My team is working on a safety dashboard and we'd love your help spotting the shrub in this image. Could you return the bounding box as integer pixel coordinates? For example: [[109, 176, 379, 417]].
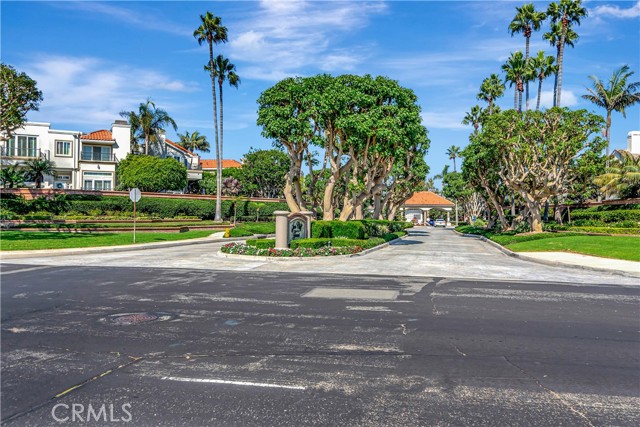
[[227, 222, 276, 237], [311, 220, 333, 238], [117, 154, 187, 192], [245, 238, 276, 248], [570, 209, 640, 223], [327, 220, 365, 239], [382, 231, 406, 242], [291, 238, 374, 249]]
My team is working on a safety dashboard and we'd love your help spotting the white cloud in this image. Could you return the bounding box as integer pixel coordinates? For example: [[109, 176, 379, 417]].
[[49, 1, 192, 37], [538, 90, 579, 108], [421, 111, 468, 130], [228, 0, 386, 80], [22, 55, 198, 128], [590, 1, 640, 19]]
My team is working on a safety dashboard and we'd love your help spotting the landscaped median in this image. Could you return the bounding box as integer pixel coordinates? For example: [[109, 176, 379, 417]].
[[456, 225, 640, 262], [222, 220, 410, 257]]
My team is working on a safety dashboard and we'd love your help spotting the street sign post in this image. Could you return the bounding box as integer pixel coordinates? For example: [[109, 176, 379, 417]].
[[129, 188, 142, 243]]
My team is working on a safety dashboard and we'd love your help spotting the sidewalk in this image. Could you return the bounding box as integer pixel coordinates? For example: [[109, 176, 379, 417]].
[[516, 251, 640, 276]]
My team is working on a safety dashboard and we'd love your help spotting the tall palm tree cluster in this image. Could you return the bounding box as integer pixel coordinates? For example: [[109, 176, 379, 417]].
[[194, 11, 240, 222]]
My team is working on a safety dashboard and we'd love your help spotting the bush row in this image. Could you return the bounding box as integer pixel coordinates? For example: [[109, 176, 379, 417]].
[[245, 238, 276, 249], [0, 194, 288, 221], [227, 222, 276, 237], [311, 219, 409, 240], [570, 209, 640, 223], [221, 242, 363, 257], [544, 224, 640, 235]]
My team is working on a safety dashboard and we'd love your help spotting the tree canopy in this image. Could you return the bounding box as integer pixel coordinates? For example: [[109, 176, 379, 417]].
[[117, 154, 187, 192], [257, 74, 429, 220], [0, 63, 43, 141]]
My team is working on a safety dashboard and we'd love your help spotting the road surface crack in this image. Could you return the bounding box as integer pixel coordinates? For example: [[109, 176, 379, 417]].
[[503, 356, 595, 427], [451, 343, 467, 357]]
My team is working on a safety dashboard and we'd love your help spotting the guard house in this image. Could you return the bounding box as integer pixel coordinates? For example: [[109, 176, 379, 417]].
[[402, 191, 455, 226]]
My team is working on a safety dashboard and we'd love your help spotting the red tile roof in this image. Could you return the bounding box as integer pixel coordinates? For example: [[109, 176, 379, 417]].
[[404, 191, 454, 207], [165, 138, 195, 156], [200, 159, 243, 169], [81, 130, 114, 141]]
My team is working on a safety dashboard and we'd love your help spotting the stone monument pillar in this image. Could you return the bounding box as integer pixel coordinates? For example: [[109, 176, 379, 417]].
[[274, 211, 289, 249]]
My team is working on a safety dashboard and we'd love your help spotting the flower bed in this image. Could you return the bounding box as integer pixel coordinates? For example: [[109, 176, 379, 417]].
[[221, 242, 363, 257]]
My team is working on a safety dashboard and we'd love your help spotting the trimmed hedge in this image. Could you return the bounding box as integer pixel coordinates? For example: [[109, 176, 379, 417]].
[[0, 194, 288, 221], [570, 209, 640, 223], [544, 224, 640, 235], [310, 219, 409, 239], [227, 222, 276, 237], [245, 238, 276, 248]]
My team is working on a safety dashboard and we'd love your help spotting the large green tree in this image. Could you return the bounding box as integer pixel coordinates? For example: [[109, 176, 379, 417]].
[[477, 74, 505, 115], [546, 0, 587, 107], [482, 108, 604, 232], [116, 154, 187, 192], [581, 65, 640, 160], [594, 151, 640, 199], [194, 11, 228, 221], [240, 148, 290, 199], [0, 64, 43, 143], [178, 130, 210, 153], [509, 3, 546, 111], [119, 99, 177, 155]]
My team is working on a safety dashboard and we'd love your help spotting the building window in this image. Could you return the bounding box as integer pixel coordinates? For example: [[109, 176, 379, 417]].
[[6, 136, 38, 157], [83, 171, 113, 191], [56, 140, 72, 156], [81, 145, 112, 161]]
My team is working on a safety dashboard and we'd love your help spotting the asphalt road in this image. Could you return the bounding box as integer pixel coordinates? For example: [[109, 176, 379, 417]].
[[1, 265, 638, 426]]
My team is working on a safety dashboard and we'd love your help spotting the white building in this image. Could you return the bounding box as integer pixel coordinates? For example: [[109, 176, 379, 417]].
[[627, 131, 640, 155], [1, 120, 130, 190]]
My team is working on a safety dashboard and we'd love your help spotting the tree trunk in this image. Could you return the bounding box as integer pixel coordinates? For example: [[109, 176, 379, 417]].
[[208, 42, 222, 222], [373, 192, 382, 219], [322, 176, 336, 220], [525, 34, 530, 111], [529, 207, 543, 233], [283, 173, 301, 213], [553, 45, 560, 107], [355, 204, 364, 220], [219, 80, 224, 182], [514, 86, 518, 110], [489, 98, 493, 115], [536, 76, 543, 111], [605, 110, 612, 167], [556, 21, 566, 107]]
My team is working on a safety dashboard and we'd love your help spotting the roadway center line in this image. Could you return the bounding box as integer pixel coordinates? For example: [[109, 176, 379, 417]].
[[160, 376, 306, 390], [0, 266, 51, 275]]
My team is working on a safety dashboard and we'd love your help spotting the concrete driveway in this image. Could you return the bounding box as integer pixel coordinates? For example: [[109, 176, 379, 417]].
[[2, 227, 636, 286]]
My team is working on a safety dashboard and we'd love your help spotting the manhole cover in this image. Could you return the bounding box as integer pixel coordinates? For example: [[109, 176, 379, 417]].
[[102, 312, 174, 326]]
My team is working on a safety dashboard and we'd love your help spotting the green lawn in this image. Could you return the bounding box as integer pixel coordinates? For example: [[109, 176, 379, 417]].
[[0, 230, 216, 251], [506, 235, 640, 262], [14, 220, 222, 229]]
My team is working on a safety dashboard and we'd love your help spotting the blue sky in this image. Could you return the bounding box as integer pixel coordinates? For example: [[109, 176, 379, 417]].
[[2, 0, 639, 185]]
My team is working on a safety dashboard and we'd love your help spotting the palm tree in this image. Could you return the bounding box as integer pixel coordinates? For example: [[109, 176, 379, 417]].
[[582, 65, 640, 160], [543, 21, 578, 108], [594, 151, 640, 199], [120, 99, 177, 155], [425, 177, 437, 192], [212, 54, 240, 169], [0, 164, 25, 188], [462, 105, 485, 134], [502, 51, 528, 111], [120, 110, 141, 153], [528, 51, 557, 110], [477, 74, 505, 115], [509, 3, 546, 111], [446, 146, 462, 172], [194, 11, 228, 222], [434, 164, 450, 183], [178, 130, 210, 153], [23, 158, 55, 188], [546, 0, 587, 107]]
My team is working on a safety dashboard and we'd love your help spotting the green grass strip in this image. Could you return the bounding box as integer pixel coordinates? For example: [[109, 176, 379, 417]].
[[0, 230, 215, 251], [506, 235, 640, 262]]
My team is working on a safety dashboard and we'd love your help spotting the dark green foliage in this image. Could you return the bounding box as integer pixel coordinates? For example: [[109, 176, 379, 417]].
[[328, 221, 365, 239], [570, 209, 640, 223], [291, 237, 385, 249], [245, 238, 276, 248], [117, 154, 187, 192], [0, 194, 70, 215], [382, 231, 406, 242], [311, 221, 333, 238]]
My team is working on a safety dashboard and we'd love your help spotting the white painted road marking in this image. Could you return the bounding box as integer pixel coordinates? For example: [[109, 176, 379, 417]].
[[160, 376, 306, 390], [303, 287, 399, 300], [0, 266, 51, 275]]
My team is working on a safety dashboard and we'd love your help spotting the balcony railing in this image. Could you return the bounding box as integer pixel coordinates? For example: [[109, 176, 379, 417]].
[[1, 146, 43, 158], [81, 153, 118, 162]]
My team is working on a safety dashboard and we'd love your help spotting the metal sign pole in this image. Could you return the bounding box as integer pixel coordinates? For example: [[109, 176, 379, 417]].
[[133, 200, 137, 243]]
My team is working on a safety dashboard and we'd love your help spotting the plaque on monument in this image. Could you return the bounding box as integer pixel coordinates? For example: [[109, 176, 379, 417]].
[[288, 217, 307, 243]]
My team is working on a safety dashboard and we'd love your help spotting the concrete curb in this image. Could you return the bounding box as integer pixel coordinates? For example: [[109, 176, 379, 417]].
[[217, 234, 410, 262], [454, 230, 640, 278], [0, 235, 247, 260]]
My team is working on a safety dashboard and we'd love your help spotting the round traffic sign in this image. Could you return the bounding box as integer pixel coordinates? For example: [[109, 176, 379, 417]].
[[129, 188, 141, 203]]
